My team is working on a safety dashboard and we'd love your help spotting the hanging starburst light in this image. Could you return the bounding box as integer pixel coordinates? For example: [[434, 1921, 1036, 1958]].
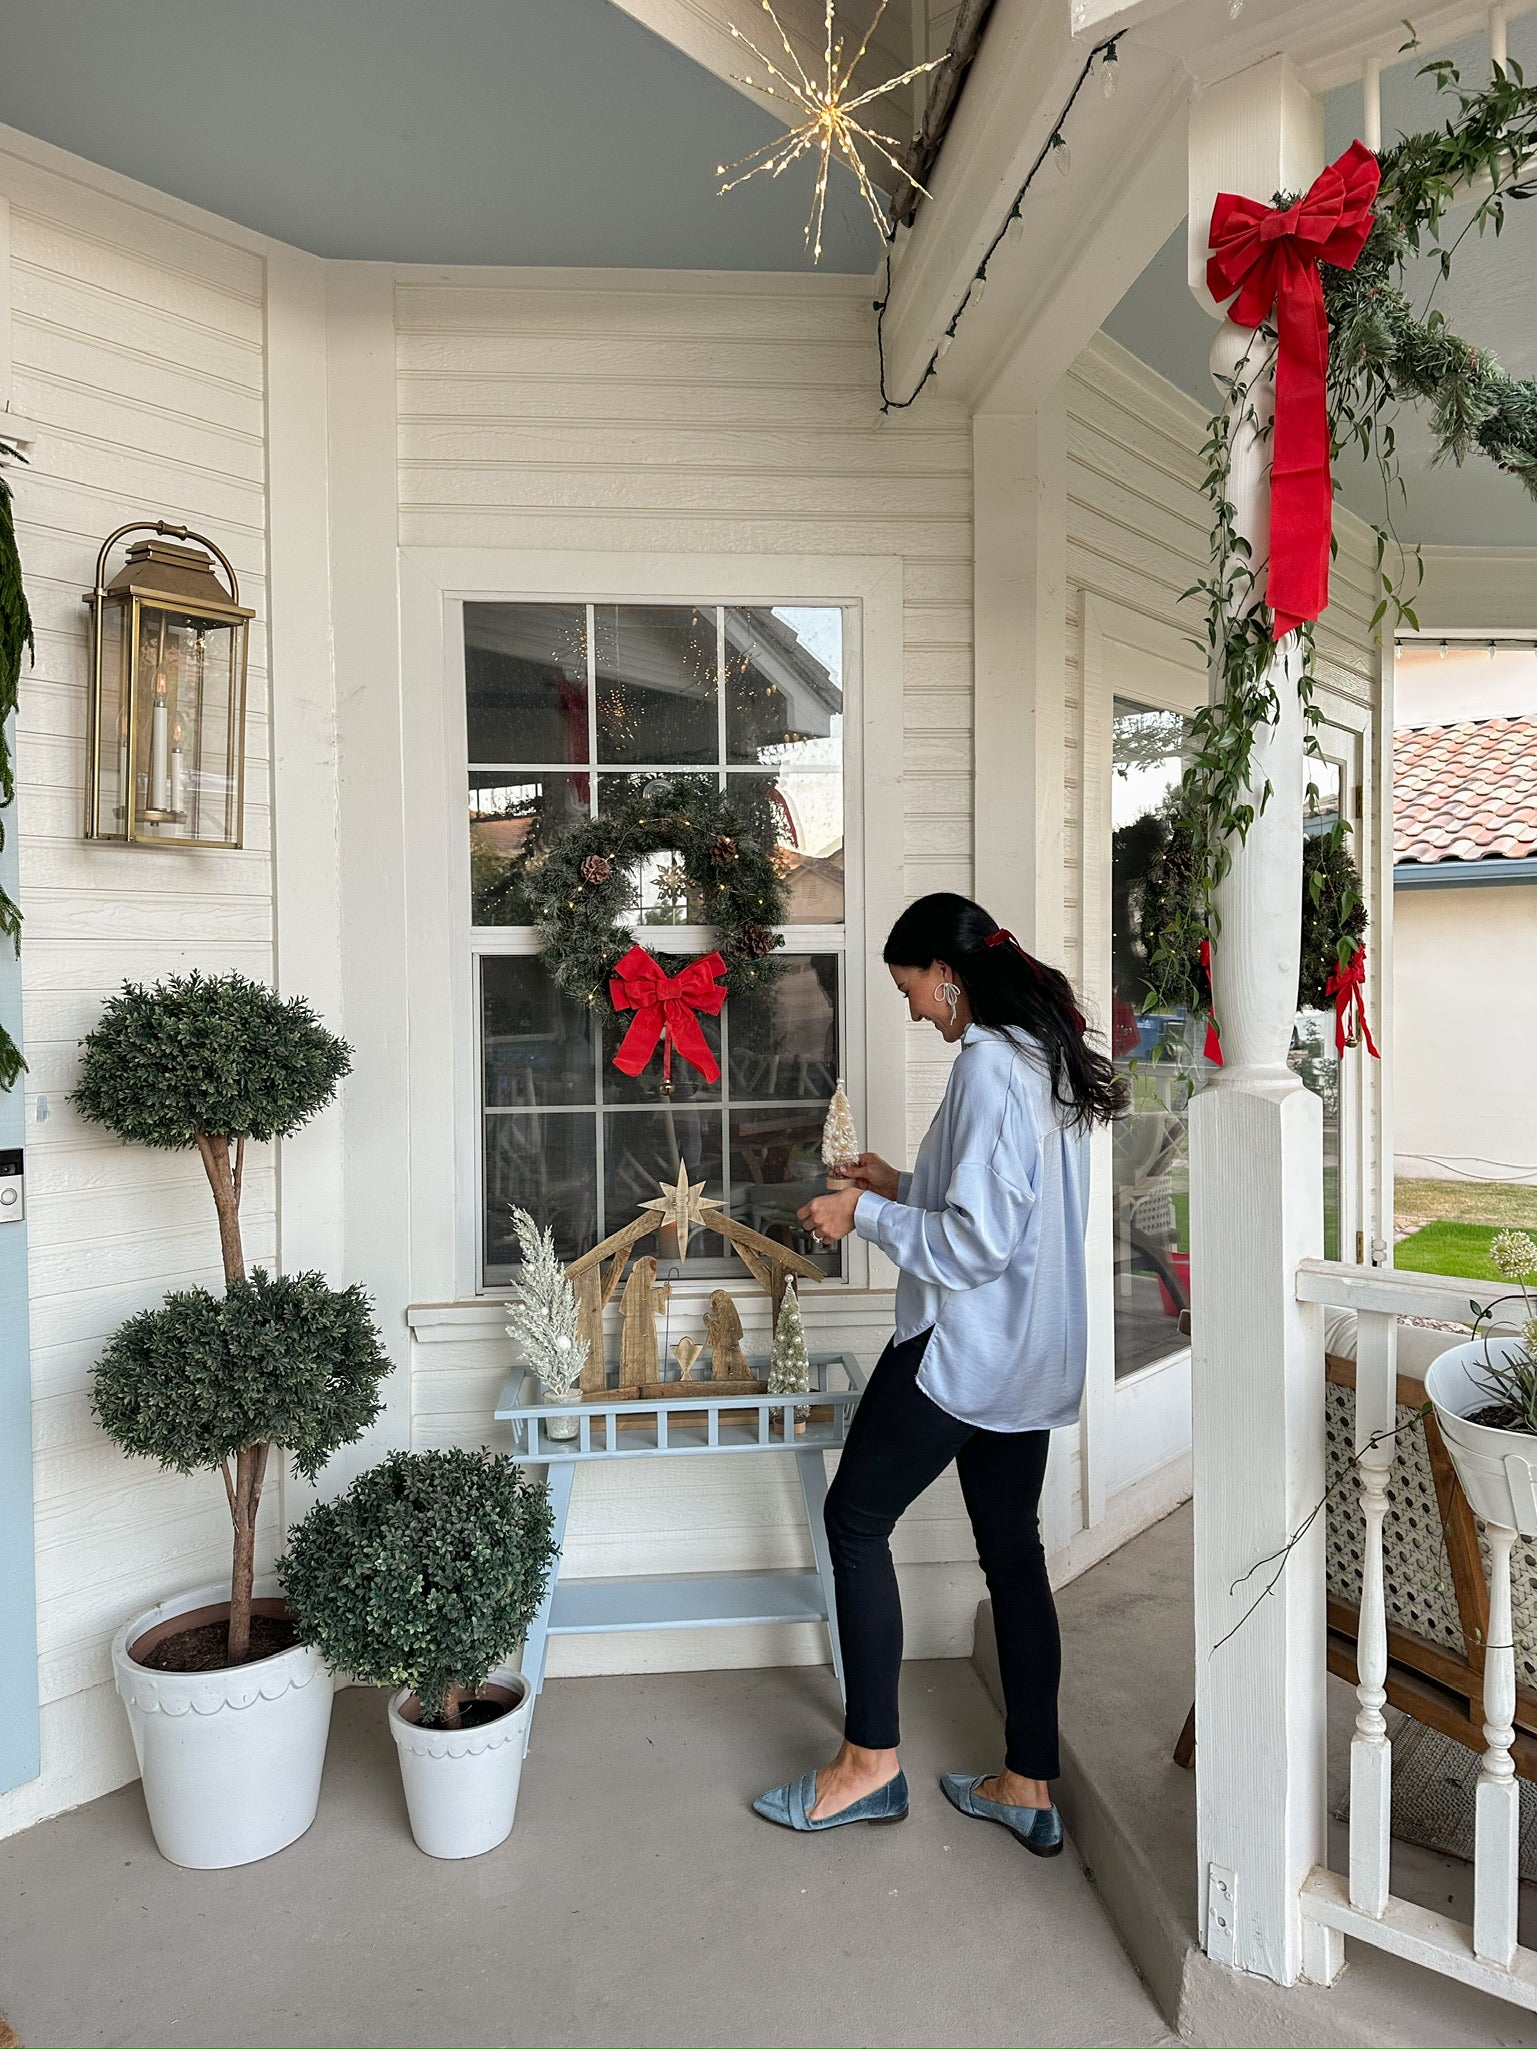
[[716, 0, 945, 262]]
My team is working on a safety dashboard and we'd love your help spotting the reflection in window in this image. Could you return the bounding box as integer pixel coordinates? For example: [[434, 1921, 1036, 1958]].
[[467, 601, 847, 1288], [1108, 700, 1345, 1377]]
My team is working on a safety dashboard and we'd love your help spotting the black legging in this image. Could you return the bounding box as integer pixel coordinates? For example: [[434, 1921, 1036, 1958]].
[[823, 1329, 1061, 1780]]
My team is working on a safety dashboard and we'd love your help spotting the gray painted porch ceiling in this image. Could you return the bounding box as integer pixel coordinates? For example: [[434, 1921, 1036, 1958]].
[[0, 0, 878, 270]]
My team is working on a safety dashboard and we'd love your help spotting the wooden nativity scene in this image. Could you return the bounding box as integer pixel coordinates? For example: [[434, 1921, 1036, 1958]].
[[506, 1082, 864, 1433]]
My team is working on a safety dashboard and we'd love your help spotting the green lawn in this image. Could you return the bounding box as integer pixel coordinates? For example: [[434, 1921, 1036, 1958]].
[[1394, 1220, 1524, 1282]]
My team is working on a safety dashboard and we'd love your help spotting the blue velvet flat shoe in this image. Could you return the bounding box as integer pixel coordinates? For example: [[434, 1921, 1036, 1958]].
[[752, 1769, 909, 1832], [940, 1773, 1064, 1856]]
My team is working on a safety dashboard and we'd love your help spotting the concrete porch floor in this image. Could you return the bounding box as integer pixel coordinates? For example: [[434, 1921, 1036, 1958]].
[[999, 1504, 1537, 2048], [0, 1658, 1175, 2049]]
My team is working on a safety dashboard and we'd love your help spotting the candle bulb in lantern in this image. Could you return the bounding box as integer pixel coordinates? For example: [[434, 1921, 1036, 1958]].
[[148, 671, 171, 815], [169, 715, 185, 819]]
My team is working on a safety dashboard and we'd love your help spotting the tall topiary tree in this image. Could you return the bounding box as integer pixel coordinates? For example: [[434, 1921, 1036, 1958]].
[[75, 972, 365, 1661]]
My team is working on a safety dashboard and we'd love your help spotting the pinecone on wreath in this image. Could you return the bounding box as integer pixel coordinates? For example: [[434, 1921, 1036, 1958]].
[[660, 810, 691, 842], [710, 833, 737, 864], [740, 923, 777, 960], [580, 853, 612, 886]]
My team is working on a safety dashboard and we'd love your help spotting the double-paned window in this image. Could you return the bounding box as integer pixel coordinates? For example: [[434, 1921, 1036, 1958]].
[[466, 602, 848, 1287]]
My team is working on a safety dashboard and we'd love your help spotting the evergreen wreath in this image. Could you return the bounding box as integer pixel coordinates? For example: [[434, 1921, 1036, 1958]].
[[0, 470, 33, 1090], [1149, 39, 1537, 1017], [514, 775, 788, 1011], [1136, 809, 1367, 1017]]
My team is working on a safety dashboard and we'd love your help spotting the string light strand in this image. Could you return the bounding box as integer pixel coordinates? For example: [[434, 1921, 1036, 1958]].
[[874, 34, 1121, 412]]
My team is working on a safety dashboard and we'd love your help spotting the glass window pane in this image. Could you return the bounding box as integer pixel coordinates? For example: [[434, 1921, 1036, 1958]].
[[464, 603, 590, 767], [725, 606, 842, 765], [1110, 698, 1211, 1379], [484, 1112, 597, 1278], [602, 996, 721, 1107], [604, 1109, 726, 1262], [482, 955, 595, 1109], [727, 771, 843, 924], [1291, 1015, 1340, 1261], [594, 605, 718, 765], [471, 773, 589, 926], [728, 954, 839, 1100], [596, 775, 716, 925], [729, 1108, 839, 1277]]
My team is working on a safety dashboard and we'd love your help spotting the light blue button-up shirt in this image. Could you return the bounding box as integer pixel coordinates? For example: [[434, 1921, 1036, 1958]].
[[854, 1023, 1091, 1433]]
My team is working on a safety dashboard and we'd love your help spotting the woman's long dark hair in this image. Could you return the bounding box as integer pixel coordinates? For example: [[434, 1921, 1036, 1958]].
[[884, 893, 1127, 1133]]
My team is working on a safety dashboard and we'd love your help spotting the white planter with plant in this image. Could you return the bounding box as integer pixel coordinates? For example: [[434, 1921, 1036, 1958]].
[[506, 1206, 584, 1437], [1426, 1230, 1537, 1536], [280, 1447, 558, 1859], [78, 974, 392, 1868]]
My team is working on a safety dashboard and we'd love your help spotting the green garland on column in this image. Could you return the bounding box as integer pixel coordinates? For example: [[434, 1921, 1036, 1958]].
[[0, 471, 34, 1090], [1145, 44, 1537, 1020]]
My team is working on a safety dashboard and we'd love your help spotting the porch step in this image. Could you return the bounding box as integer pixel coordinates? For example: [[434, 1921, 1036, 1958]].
[[972, 1504, 1537, 2048]]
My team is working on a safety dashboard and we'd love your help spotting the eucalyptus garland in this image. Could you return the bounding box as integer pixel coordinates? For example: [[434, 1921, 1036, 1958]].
[[514, 775, 788, 1012], [0, 471, 33, 1091], [1149, 45, 1537, 1018]]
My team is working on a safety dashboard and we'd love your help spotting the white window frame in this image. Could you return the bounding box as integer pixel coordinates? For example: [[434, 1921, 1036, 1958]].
[[397, 548, 907, 1308]]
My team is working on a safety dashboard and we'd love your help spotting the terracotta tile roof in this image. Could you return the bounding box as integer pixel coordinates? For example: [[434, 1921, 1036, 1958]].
[[1395, 716, 1537, 864]]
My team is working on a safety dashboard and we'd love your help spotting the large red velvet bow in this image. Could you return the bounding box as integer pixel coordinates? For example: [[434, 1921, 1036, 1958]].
[[1324, 944, 1380, 1059], [609, 945, 727, 1085], [1207, 140, 1381, 640]]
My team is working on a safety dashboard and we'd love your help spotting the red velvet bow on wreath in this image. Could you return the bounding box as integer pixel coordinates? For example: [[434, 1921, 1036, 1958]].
[[609, 944, 728, 1087], [1206, 140, 1381, 640], [1325, 943, 1380, 1059]]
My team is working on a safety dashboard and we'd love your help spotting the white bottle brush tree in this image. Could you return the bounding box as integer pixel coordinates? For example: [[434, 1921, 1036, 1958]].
[[506, 1208, 583, 1401], [769, 1279, 811, 1426], [822, 1078, 859, 1187]]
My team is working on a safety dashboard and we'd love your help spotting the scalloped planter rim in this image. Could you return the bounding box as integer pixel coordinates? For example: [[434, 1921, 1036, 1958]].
[[1427, 1338, 1537, 1536], [111, 1576, 335, 1869], [388, 1668, 532, 1859]]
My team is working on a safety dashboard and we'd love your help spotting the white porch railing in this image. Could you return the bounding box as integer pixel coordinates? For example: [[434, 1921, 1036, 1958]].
[[1295, 1258, 1537, 2010]]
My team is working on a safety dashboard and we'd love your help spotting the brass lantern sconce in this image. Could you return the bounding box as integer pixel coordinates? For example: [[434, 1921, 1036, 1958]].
[[83, 521, 253, 848]]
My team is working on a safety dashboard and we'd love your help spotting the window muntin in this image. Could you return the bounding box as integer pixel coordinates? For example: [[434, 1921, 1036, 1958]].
[[467, 602, 847, 1289]]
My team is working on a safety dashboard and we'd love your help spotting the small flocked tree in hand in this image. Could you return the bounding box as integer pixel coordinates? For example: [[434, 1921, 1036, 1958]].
[[768, 1279, 811, 1430], [822, 1078, 859, 1189], [505, 1208, 583, 1401], [76, 972, 372, 1663]]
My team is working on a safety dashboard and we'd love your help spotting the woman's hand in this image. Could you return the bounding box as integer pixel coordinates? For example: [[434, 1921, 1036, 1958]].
[[844, 1152, 900, 1201], [798, 1187, 861, 1246]]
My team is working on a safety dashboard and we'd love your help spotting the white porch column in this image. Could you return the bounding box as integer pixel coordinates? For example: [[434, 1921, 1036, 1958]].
[[1186, 60, 1342, 1988]]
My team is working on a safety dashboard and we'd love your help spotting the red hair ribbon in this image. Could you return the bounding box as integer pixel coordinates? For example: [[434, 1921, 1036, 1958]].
[[986, 929, 1087, 1034], [609, 945, 727, 1085], [1198, 940, 1224, 1066], [1206, 140, 1381, 639], [1324, 944, 1380, 1059]]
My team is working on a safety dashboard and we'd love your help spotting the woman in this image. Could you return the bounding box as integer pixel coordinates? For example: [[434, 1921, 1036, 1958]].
[[753, 893, 1126, 1850]]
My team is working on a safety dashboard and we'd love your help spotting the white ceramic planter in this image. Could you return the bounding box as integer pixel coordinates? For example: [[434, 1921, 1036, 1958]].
[[111, 1577, 335, 1869], [388, 1667, 532, 1859], [1427, 1337, 1537, 1535]]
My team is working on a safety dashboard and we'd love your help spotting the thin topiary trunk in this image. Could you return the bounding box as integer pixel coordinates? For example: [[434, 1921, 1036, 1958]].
[[197, 1130, 267, 1662]]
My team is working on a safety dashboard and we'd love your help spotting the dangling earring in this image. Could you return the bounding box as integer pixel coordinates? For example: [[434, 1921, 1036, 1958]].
[[935, 979, 960, 1027]]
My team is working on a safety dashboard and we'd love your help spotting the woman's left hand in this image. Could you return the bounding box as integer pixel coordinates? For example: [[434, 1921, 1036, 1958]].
[[798, 1187, 861, 1246]]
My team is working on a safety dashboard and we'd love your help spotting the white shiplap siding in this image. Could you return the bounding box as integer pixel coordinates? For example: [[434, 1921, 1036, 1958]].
[[0, 144, 278, 1834], [395, 270, 979, 1670]]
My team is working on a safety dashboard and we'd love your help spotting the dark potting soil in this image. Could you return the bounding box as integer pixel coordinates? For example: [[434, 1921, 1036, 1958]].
[[431, 1697, 513, 1732], [1466, 1402, 1524, 1432], [139, 1615, 301, 1673]]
